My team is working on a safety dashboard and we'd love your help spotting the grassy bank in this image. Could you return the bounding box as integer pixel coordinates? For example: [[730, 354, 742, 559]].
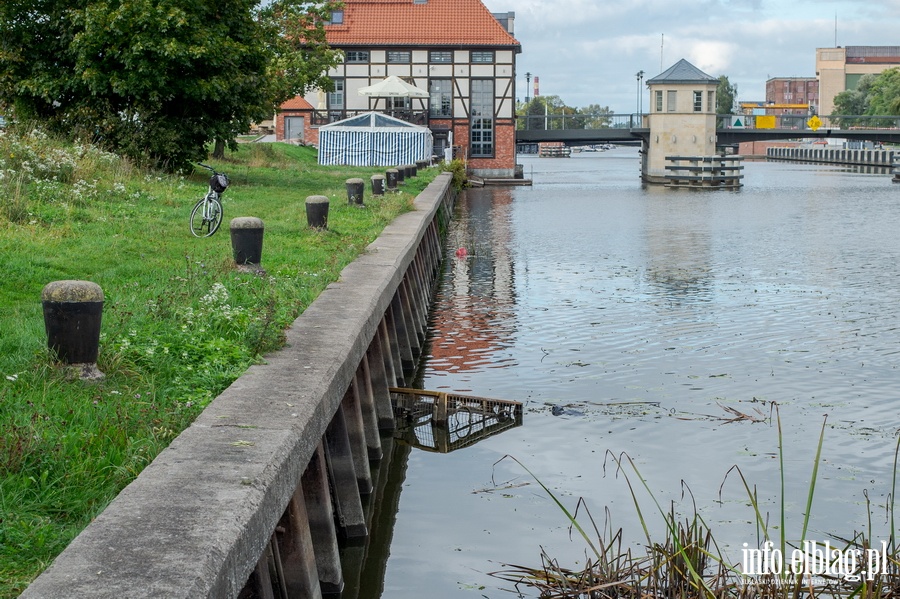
[[0, 127, 437, 596]]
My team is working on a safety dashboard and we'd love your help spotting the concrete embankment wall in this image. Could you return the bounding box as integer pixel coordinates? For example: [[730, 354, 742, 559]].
[[22, 172, 454, 598], [767, 146, 896, 167]]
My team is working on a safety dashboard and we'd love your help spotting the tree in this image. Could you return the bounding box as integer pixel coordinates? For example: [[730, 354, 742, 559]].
[[833, 73, 875, 115], [0, 0, 342, 170], [580, 104, 613, 129], [517, 96, 610, 130], [520, 97, 548, 130], [261, 0, 343, 110], [716, 75, 737, 115], [832, 73, 876, 127], [865, 68, 900, 116]]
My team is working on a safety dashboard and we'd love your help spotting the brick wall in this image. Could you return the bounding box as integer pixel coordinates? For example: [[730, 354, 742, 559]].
[[275, 110, 318, 146]]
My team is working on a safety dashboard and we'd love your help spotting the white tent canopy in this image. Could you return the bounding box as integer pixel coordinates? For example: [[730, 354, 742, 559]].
[[357, 76, 429, 98], [318, 112, 433, 167]]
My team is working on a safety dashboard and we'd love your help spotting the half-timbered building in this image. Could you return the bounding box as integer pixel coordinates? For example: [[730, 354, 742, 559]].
[[278, 0, 521, 178]]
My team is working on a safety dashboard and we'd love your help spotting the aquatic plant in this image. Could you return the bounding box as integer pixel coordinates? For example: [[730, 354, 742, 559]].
[[491, 403, 900, 598]]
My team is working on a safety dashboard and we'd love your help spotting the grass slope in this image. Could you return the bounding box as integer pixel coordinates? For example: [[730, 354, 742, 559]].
[[0, 128, 436, 596]]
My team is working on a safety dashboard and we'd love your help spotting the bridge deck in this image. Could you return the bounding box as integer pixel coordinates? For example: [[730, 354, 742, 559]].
[[516, 127, 900, 146]]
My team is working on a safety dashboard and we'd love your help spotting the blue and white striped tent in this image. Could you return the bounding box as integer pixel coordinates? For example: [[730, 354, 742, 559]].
[[318, 112, 433, 167]]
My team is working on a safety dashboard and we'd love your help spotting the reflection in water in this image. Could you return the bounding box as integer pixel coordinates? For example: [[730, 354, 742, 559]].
[[356, 150, 900, 599], [644, 225, 714, 303], [391, 388, 524, 453], [427, 188, 518, 378]]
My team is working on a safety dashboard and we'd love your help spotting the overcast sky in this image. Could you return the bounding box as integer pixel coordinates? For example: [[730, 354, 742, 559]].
[[480, 0, 900, 114]]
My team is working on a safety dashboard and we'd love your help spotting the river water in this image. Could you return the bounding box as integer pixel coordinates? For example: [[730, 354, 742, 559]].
[[351, 148, 900, 598]]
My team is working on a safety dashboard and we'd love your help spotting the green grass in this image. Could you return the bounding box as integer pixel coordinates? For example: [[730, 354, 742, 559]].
[[0, 127, 437, 597]]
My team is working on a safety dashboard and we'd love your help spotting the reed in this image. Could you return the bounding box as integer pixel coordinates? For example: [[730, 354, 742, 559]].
[[493, 403, 900, 598]]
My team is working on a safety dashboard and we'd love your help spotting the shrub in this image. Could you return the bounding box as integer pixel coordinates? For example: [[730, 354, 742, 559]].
[[440, 158, 468, 191]]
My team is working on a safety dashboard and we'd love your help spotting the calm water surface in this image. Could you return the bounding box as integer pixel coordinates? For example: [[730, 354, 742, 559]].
[[357, 149, 900, 598]]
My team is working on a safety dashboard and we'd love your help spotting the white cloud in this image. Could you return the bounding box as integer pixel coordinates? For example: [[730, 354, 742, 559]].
[[482, 0, 900, 112]]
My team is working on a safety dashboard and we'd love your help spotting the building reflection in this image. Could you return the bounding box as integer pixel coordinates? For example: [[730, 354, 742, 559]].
[[426, 187, 518, 374], [641, 194, 714, 304], [339, 186, 522, 599]]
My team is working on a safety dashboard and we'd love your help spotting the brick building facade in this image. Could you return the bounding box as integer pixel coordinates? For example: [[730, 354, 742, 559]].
[[277, 0, 521, 178], [765, 77, 819, 114]]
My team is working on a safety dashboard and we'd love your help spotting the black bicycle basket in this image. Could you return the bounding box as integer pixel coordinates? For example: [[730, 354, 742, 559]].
[[210, 172, 229, 193]]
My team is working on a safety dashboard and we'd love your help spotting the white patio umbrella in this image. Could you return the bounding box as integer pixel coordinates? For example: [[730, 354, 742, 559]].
[[357, 76, 429, 98]]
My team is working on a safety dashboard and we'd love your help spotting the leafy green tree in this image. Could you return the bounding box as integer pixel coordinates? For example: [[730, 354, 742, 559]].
[[0, 0, 342, 170], [520, 97, 548, 130], [517, 96, 610, 130], [261, 1, 343, 107], [832, 73, 876, 127], [716, 75, 737, 115], [866, 68, 900, 117], [833, 73, 875, 115], [580, 104, 613, 128]]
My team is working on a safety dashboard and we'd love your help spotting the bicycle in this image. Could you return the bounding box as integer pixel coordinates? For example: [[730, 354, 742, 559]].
[[189, 163, 229, 237]]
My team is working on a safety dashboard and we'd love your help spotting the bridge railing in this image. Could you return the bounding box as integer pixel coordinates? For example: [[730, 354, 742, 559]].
[[718, 114, 900, 130], [517, 113, 900, 132], [517, 113, 642, 131]]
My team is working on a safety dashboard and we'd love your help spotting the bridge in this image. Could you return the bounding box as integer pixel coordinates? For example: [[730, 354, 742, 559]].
[[515, 114, 900, 147]]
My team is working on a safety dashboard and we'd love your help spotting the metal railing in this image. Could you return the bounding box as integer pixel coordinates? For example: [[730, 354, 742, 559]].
[[516, 113, 642, 131], [516, 113, 900, 132], [311, 108, 430, 126], [720, 114, 900, 130]]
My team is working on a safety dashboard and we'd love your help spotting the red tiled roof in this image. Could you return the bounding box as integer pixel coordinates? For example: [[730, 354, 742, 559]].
[[326, 0, 520, 49], [280, 96, 314, 110]]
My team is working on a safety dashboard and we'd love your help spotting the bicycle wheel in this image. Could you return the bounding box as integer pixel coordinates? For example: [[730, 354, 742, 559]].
[[189, 195, 223, 237], [206, 197, 223, 236]]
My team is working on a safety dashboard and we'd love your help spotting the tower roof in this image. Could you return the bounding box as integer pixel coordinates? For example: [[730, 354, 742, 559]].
[[647, 59, 718, 85]]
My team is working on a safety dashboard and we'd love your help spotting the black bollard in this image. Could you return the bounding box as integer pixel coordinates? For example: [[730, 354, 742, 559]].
[[395, 165, 405, 184], [345, 178, 365, 206], [306, 195, 330, 228], [230, 217, 264, 269], [371, 175, 385, 196], [41, 280, 105, 380], [408, 163, 418, 177], [385, 169, 399, 191]]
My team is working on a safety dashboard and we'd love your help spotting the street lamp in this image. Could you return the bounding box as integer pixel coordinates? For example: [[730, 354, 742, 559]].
[[525, 72, 532, 104], [636, 70, 644, 115]]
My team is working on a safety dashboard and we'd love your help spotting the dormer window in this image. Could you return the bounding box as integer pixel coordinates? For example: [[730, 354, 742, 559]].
[[327, 10, 343, 24]]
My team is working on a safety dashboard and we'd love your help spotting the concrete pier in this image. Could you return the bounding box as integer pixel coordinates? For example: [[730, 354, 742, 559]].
[[21, 173, 454, 599], [767, 146, 895, 167]]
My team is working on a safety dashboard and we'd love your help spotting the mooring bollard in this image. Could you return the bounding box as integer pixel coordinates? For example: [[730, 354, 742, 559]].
[[385, 169, 399, 191], [230, 217, 264, 270], [394, 165, 405, 184], [41, 280, 105, 380], [408, 163, 418, 178], [371, 174, 385, 196], [416, 160, 427, 171], [306, 195, 330, 228], [345, 178, 365, 206]]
